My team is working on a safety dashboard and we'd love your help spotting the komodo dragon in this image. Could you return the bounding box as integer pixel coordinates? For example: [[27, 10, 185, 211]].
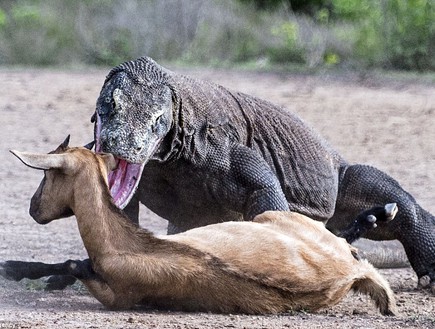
[[1, 57, 434, 292], [92, 57, 434, 291]]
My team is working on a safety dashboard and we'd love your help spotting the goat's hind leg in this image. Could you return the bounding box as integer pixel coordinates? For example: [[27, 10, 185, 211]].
[[338, 203, 398, 244]]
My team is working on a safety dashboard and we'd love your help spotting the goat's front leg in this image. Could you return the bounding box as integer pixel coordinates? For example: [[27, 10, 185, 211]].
[[64, 259, 117, 306], [0, 259, 133, 309], [66, 259, 136, 310], [0, 259, 86, 290], [80, 278, 136, 310]]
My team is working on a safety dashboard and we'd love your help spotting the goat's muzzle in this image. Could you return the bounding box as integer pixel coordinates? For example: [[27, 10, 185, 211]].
[[29, 195, 46, 224]]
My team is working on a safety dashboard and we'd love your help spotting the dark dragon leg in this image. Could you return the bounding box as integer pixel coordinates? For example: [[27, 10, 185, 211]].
[[328, 164, 435, 290]]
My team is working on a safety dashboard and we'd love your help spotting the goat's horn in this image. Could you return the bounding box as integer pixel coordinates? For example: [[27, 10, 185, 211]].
[[61, 135, 71, 148], [10, 150, 69, 170], [84, 140, 95, 150]]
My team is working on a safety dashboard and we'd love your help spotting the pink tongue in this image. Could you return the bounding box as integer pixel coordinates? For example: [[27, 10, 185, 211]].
[[108, 159, 144, 209], [109, 160, 127, 195], [95, 114, 143, 209]]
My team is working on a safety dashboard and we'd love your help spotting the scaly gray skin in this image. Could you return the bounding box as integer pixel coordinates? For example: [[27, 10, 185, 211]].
[[93, 57, 435, 291]]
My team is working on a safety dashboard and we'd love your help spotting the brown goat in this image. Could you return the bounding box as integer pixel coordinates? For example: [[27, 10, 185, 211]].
[[10, 139, 396, 315]]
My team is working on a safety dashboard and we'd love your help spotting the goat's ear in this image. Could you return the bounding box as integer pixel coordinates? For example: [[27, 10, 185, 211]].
[[100, 153, 117, 172], [10, 150, 71, 171]]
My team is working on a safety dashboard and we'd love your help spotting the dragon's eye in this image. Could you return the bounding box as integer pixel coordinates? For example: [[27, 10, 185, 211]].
[[152, 114, 164, 133], [106, 97, 116, 110], [98, 97, 115, 116]]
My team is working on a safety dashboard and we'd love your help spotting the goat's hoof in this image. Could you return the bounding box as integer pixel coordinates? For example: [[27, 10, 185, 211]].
[[45, 275, 77, 291], [384, 203, 398, 221], [0, 261, 27, 281]]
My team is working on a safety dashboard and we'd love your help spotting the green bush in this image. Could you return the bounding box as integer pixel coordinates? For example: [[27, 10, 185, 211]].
[[0, 8, 6, 29], [385, 0, 434, 70], [267, 22, 305, 64], [0, 2, 78, 65], [332, 0, 434, 70], [90, 28, 134, 66], [0, 0, 432, 71], [184, 2, 265, 64]]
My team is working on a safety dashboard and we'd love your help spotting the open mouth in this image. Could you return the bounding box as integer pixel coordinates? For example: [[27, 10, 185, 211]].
[[95, 115, 145, 209], [107, 159, 144, 209]]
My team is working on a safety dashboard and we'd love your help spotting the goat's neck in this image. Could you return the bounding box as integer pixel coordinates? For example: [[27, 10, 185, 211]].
[[71, 171, 151, 258]]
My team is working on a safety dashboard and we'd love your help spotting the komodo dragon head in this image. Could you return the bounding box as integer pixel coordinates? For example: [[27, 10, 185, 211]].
[[93, 57, 174, 209]]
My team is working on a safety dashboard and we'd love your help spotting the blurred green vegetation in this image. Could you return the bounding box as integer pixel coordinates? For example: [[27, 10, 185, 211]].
[[0, 0, 433, 71]]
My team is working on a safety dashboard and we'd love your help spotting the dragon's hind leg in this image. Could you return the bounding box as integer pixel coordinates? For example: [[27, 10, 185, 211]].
[[327, 164, 435, 291]]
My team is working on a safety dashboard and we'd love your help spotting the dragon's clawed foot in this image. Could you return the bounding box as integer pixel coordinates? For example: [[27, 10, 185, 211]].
[[418, 274, 435, 294], [360, 203, 398, 229]]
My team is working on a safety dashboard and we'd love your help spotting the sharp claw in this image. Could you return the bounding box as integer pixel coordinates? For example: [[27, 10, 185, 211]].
[[367, 215, 377, 223], [418, 275, 431, 289], [384, 203, 398, 221]]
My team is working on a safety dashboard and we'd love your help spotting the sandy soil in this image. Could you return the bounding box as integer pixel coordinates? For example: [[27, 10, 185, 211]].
[[0, 66, 434, 328]]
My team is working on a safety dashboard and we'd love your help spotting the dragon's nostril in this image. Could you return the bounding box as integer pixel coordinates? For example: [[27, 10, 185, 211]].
[[132, 136, 145, 154], [106, 134, 117, 148], [135, 145, 143, 154], [101, 137, 114, 152]]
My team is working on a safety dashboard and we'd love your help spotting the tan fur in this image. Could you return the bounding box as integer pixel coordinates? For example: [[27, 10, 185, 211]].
[[16, 146, 396, 315]]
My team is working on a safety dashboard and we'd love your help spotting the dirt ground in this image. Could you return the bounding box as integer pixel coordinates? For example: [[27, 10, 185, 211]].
[[0, 66, 434, 328]]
